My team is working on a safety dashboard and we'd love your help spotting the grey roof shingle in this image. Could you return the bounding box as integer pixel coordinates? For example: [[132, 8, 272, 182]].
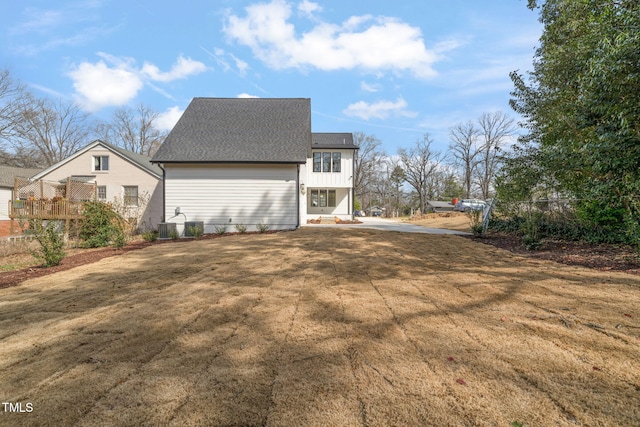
[[0, 165, 41, 188], [152, 98, 311, 164], [311, 133, 357, 149]]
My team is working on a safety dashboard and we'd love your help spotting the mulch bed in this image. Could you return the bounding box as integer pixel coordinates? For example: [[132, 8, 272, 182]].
[[0, 240, 159, 289], [469, 232, 640, 275], [0, 230, 287, 289], [3, 229, 640, 290]]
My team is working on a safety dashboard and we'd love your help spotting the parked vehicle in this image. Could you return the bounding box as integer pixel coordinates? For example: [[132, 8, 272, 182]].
[[453, 199, 487, 212], [369, 207, 383, 217]]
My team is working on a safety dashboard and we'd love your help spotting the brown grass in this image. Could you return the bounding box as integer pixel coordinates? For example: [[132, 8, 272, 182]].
[[406, 211, 472, 232], [1, 228, 638, 426]]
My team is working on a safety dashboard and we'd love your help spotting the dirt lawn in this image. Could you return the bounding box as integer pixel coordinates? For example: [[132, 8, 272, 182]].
[[406, 211, 472, 232], [1, 228, 639, 426]]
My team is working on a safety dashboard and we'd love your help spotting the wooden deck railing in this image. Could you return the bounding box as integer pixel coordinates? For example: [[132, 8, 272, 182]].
[[9, 200, 86, 220]]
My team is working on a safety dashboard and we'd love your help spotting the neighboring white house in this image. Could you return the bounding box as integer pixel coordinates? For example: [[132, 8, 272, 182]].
[[151, 98, 357, 234], [30, 140, 163, 230], [0, 165, 41, 221]]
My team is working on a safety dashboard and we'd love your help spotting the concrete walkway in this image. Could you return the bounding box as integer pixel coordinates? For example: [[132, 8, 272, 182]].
[[302, 216, 470, 235]]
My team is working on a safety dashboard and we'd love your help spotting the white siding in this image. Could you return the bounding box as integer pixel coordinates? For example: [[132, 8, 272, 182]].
[[0, 187, 12, 220], [307, 188, 350, 217], [305, 149, 354, 188], [164, 164, 299, 233]]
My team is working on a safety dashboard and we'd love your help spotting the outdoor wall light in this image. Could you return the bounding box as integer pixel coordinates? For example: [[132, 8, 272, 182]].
[[300, 183, 306, 194]]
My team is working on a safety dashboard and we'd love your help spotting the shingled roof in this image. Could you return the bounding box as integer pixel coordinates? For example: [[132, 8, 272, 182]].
[[312, 133, 358, 149], [152, 98, 311, 164], [0, 165, 41, 188], [31, 140, 162, 181]]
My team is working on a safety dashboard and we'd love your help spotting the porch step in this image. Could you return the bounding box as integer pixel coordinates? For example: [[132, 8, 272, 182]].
[[319, 216, 338, 224]]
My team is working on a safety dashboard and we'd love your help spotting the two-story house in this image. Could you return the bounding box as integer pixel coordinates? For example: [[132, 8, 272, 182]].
[[303, 133, 357, 220], [29, 140, 163, 230], [151, 97, 357, 234]]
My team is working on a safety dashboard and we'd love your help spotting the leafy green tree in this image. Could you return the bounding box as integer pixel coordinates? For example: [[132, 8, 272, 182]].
[[505, 0, 640, 244], [30, 219, 66, 267], [79, 201, 126, 248]]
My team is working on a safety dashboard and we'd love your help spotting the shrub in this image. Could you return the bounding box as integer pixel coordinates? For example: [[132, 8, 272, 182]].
[[142, 230, 159, 242], [169, 229, 180, 240], [256, 223, 270, 233], [187, 225, 204, 238], [234, 223, 247, 234], [466, 209, 483, 236], [214, 224, 227, 235], [30, 219, 66, 267], [79, 201, 126, 248]]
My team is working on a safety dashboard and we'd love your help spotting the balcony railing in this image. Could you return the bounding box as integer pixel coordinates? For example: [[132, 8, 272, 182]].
[[9, 200, 86, 220]]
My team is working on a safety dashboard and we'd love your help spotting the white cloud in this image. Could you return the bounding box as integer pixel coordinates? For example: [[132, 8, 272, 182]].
[[224, 0, 449, 78], [69, 60, 143, 111], [343, 97, 417, 121], [360, 81, 382, 93], [156, 106, 184, 132], [229, 54, 249, 75], [237, 93, 260, 98], [141, 55, 207, 82], [68, 53, 207, 111], [298, 0, 321, 17]]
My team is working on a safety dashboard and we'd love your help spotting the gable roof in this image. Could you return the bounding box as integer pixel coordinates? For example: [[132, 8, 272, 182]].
[[312, 133, 358, 149], [151, 98, 311, 164], [0, 165, 42, 188], [31, 140, 162, 181]]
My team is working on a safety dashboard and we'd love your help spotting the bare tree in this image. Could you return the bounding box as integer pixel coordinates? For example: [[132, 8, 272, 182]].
[[476, 111, 515, 199], [102, 104, 165, 156], [449, 120, 480, 198], [353, 132, 384, 209], [12, 95, 91, 167], [0, 68, 26, 156], [398, 134, 442, 214]]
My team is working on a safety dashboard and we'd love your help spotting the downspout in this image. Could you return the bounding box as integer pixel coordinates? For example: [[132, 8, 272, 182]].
[[296, 164, 300, 228], [156, 163, 166, 223]]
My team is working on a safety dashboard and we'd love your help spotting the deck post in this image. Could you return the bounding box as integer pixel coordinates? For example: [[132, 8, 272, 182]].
[[65, 177, 71, 237]]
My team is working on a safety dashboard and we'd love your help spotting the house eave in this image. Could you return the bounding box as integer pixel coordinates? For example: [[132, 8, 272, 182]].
[[151, 160, 306, 165]]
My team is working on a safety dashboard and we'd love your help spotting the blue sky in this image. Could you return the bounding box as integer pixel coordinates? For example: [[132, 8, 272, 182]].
[[1, 0, 542, 154]]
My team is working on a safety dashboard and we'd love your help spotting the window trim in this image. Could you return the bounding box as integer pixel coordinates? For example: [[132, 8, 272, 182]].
[[313, 152, 322, 172], [93, 155, 109, 172], [97, 186, 107, 201], [312, 151, 342, 173], [310, 189, 337, 208], [332, 152, 341, 173], [123, 185, 138, 207]]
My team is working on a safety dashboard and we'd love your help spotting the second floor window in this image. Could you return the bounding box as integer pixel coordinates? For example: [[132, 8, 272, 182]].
[[313, 152, 341, 172], [93, 155, 109, 171]]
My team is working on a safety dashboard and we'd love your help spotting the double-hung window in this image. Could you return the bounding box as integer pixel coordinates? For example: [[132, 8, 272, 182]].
[[123, 186, 138, 207], [97, 186, 107, 201], [93, 155, 109, 171]]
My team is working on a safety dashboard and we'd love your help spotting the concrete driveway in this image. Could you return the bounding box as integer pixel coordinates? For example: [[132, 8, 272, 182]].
[[303, 216, 470, 235]]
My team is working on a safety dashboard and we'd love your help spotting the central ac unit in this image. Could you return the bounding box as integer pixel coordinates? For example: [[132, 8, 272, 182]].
[[184, 221, 204, 237], [158, 222, 177, 239]]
